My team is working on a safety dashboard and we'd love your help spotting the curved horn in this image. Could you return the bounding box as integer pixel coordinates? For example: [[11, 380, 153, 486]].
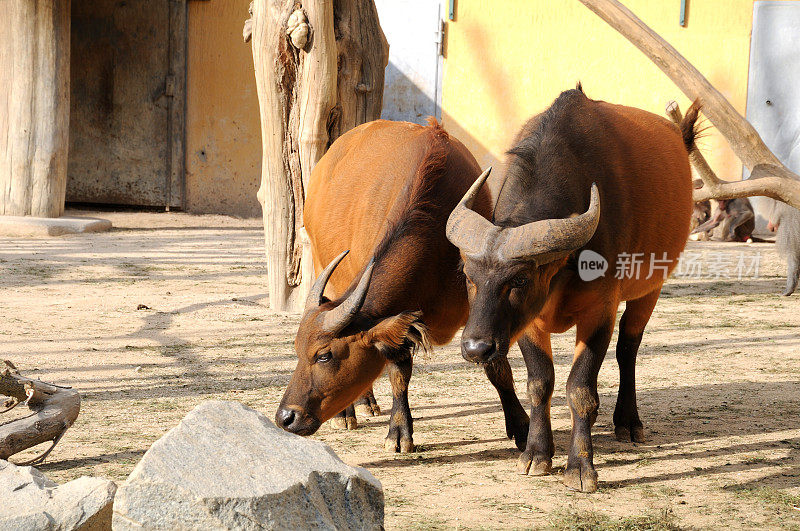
[[498, 183, 601, 262], [322, 259, 375, 334], [305, 249, 349, 312], [446, 167, 498, 256]]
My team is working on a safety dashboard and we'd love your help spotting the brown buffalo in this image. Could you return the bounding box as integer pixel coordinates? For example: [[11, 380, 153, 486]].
[[276, 120, 530, 453], [447, 87, 698, 492]]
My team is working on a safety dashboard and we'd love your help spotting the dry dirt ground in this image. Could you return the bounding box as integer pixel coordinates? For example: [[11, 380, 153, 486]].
[[2, 209, 800, 530]]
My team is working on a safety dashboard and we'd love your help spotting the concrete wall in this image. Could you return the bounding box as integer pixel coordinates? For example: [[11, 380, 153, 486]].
[[185, 0, 261, 217], [441, 0, 795, 181], [374, 0, 443, 124], [746, 1, 800, 231]]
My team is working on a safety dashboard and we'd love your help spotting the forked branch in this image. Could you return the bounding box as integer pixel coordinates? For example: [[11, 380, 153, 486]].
[[665, 101, 720, 201], [0, 360, 80, 464], [578, 0, 800, 209]]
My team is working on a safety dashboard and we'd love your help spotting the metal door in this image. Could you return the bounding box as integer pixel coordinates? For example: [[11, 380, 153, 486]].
[[67, 0, 185, 208], [745, 1, 800, 231], [374, 0, 443, 124]]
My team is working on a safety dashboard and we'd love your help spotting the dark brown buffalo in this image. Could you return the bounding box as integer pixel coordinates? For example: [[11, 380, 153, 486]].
[[447, 87, 698, 492], [276, 120, 530, 453]]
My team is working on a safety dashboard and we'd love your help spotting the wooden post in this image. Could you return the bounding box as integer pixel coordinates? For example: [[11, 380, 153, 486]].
[[246, 0, 387, 312], [0, 0, 71, 217]]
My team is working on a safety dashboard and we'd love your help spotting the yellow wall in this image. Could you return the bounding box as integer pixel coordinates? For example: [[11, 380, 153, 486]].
[[442, 0, 790, 181], [185, 0, 261, 217]]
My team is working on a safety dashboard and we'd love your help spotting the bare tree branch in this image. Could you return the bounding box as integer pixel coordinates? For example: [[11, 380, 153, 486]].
[[0, 360, 80, 463], [578, 0, 800, 209], [665, 101, 722, 201]]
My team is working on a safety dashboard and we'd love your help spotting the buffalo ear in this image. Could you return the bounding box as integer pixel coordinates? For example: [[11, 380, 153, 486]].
[[366, 311, 431, 360]]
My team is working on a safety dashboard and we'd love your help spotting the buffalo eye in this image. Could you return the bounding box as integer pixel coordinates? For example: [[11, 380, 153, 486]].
[[315, 350, 332, 364], [509, 275, 528, 289]]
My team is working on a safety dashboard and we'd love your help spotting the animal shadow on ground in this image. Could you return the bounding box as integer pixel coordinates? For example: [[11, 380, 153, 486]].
[[361, 380, 800, 491]]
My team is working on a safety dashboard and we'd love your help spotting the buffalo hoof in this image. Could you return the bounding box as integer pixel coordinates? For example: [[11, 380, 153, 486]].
[[614, 424, 646, 443], [330, 416, 357, 430], [530, 458, 552, 476], [516, 454, 551, 476], [563, 465, 598, 493], [505, 416, 530, 452], [384, 436, 414, 453], [355, 403, 381, 417]]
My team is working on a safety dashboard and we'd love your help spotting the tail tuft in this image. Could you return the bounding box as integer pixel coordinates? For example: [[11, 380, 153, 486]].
[[680, 99, 702, 151]]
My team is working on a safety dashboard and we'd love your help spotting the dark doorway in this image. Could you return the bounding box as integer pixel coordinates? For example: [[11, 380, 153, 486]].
[[67, 0, 185, 209]]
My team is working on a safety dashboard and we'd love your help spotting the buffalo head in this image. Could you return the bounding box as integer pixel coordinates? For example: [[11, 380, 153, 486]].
[[276, 250, 429, 435], [446, 168, 600, 364]]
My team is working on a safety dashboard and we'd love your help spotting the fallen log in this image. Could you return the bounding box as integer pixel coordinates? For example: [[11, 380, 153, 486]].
[[0, 360, 80, 464]]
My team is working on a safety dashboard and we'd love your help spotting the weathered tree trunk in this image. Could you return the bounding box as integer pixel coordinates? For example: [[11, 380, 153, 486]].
[[0, 0, 71, 217], [245, 0, 388, 312], [0, 361, 80, 464], [328, 0, 389, 140], [578, 0, 800, 210]]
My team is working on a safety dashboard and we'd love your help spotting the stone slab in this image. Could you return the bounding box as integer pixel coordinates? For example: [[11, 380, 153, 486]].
[[0, 216, 113, 237]]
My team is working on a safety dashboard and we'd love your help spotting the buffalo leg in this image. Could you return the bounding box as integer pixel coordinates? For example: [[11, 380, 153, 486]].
[[483, 355, 529, 451], [563, 315, 615, 493], [517, 328, 555, 476], [354, 387, 381, 417], [384, 356, 414, 453], [331, 387, 380, 430], [330, 403, 357, 430], [614, 289, 659, 443], [784, 253, 800, 296]]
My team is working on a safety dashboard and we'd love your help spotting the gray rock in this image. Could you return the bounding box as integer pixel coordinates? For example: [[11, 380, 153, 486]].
[[0, 459, 117, 530], [112, 401, 384, 530]]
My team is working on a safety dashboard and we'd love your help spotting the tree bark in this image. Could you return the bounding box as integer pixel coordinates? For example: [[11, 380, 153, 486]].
[[328, 0, 389, 140], [246, 0, 387, 312], [0, 361, 80, 463], [578, 0, 800, 210], [0, 0, 70, 217]]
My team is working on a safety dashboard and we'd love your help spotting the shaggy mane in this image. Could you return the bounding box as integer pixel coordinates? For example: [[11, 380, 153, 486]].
[[370, 118, 451, 265], [331, 118, 449, 353]]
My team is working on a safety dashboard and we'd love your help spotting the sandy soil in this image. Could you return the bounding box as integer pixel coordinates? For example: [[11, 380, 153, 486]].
[[2, 209, 800, 530]]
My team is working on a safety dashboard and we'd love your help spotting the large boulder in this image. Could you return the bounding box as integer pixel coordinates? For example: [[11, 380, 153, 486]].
[[0, 460, 116, 530], [112, 401, 384, 530]]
